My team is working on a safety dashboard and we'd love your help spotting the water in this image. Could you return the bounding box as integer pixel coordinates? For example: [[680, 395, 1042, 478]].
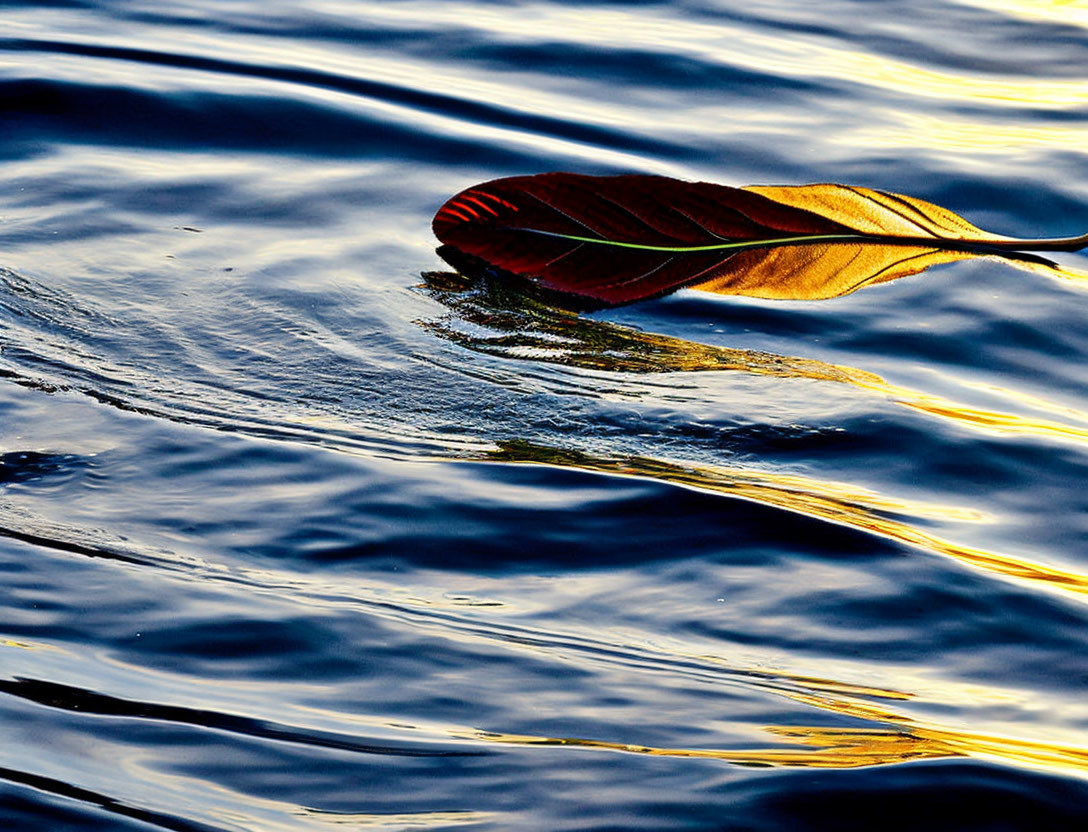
[[2, 1, 1088, 829]]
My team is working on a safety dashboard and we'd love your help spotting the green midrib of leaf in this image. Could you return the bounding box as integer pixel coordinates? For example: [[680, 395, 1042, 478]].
[[520, 228, 1088, 254], [526, 230, 869, 252]]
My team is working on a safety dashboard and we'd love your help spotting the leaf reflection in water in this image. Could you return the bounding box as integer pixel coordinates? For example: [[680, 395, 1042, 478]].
[[416, 227, 1088, 779], [418, 270, 1088, 447], [418, 270, 879, 379]]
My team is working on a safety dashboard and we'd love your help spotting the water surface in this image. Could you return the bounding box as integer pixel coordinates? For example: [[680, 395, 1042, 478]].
[[2, 1, 1088, 829]]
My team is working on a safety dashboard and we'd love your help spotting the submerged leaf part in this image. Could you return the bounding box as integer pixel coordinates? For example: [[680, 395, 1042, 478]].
[[433, 173, 1087, 306]]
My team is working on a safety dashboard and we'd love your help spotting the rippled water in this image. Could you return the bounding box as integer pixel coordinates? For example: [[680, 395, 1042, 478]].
[[3, 1, 1088, 829]]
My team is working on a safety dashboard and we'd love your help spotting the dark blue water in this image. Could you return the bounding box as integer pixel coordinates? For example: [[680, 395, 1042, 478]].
[[3, 2, 1088, 829]]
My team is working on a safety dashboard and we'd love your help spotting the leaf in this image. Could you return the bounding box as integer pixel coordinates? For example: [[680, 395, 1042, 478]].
[[690, 243, 969, 301], [432, 173, 1088, 307]]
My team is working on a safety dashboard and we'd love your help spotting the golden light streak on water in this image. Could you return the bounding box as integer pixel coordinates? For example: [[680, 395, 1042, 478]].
[[850, 377, 1088, 444], [461, 681, 1088, 778], [460, 725, 949, 769], [818, 47, 1087, 109], [483, 441, 1088, 600], [297, 809, 497, 828], [290, 627, 1087, 780], [1, 638, 61, 651], [951, 0, 1088, 30], [951, 376, 1088, 426], [1000, 258, 1088, 289], [350, 4, 1087, 110], [854, 112, 1088, 155], [773, 689, 1088, 777]]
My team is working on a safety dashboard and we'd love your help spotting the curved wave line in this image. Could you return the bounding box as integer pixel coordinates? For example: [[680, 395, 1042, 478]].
[[0, 37, 673, 156]]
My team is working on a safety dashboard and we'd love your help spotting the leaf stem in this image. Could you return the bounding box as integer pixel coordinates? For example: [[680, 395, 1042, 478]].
[[981, 232, 1088, 252]]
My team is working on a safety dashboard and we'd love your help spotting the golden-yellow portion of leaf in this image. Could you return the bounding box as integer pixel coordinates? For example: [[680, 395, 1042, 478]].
[[743, 183, 1003, 240], [691, 243, 969, 300]]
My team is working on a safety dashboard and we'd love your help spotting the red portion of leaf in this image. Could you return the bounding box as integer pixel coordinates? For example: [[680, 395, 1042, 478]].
[[432, 173, 855, 306]]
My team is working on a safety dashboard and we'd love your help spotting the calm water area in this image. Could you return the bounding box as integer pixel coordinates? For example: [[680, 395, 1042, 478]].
[[3, 1, 1088, 829]]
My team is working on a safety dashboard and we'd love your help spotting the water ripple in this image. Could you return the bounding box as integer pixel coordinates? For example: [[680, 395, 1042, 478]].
[[3, 0, 1088, 826]]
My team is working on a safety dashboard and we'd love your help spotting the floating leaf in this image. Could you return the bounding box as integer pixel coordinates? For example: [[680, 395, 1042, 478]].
[[433, 173, 1088, 306]]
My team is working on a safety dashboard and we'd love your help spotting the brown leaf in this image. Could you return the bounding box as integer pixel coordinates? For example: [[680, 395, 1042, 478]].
[[432, 173, 1087, 307]]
